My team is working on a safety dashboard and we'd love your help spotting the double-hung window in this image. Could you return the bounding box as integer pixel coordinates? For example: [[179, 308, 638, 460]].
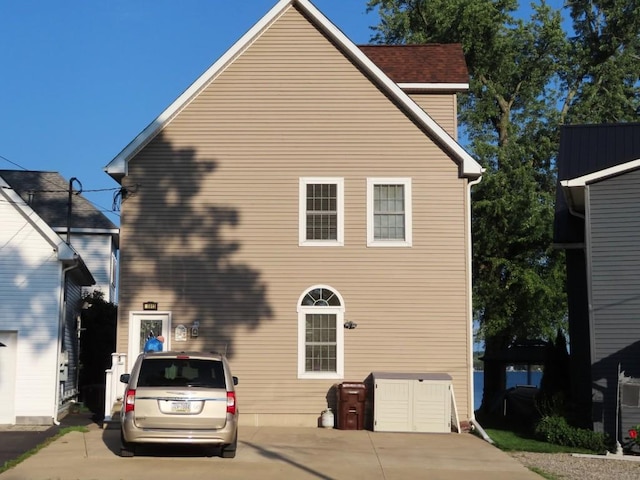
[[299, 178, 344, 246], [297, 286, 344, 379], [367, 178, 412, 247]]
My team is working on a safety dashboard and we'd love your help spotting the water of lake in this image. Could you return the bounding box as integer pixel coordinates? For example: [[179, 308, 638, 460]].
[[473, 370, 543, 410]]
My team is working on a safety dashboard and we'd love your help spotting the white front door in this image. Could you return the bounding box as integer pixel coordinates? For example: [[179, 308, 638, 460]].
[[129, 312, 171, 361], [0, 331, 17, 424]]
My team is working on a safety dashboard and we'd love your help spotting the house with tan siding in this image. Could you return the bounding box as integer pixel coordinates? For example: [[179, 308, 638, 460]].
[[104, 0, 483, 429]]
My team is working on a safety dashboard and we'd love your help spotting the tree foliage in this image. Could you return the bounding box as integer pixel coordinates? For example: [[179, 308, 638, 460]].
[[79, 290, 117, 414], [366, 0, 640, 349], [562, 0, 640, 123]]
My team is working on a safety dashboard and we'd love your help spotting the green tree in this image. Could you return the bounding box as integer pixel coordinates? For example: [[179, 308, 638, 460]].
[[561, 0, 640, 123], [366, 0, 639, 410]]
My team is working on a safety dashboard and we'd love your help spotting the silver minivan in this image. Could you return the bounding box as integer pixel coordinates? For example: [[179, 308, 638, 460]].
[[119, 351, 239, 458]]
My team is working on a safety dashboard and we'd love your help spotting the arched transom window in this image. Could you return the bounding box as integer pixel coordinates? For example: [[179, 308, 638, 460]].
[[297, 286, 344, 379]]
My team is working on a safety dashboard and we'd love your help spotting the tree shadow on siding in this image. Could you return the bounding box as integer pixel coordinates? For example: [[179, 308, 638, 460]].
[[0, 243, 87, 404], [119, 134, 272, 359]]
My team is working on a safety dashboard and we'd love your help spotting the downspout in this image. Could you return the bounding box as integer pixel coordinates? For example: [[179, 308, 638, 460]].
[[53, 256, 80, 425], [470, 416, 494, 444], [466, 175, 494, 443]]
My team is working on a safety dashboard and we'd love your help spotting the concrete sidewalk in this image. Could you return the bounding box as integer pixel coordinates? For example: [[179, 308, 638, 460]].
[[0, 423, 543, 480], [0, 411, 96, 467]]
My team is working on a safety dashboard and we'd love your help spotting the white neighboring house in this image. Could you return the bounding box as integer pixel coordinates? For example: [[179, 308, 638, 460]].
[[0, 170, 119, 425]]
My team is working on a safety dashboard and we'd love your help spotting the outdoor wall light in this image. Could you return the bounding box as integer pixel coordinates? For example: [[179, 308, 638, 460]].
[[344, 321, 358, 330], [142, 301, 158, 311]]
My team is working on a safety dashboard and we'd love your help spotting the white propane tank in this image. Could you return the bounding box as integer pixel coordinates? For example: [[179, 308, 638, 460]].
[[321, 408, 334, 428]]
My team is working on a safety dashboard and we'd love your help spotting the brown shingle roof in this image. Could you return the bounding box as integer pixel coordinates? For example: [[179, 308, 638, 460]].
[[358, 44, 468, 85]]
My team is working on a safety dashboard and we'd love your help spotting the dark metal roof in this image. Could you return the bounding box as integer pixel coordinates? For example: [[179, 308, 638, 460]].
[[554, 123, 640, 244], [0, 170, 117, 231]]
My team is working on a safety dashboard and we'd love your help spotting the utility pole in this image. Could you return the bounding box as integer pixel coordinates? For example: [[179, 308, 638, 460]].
[[66, 177, 82, 245]]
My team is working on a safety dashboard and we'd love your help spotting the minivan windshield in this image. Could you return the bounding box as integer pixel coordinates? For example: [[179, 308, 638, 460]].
[[137, 358, 226, 388]]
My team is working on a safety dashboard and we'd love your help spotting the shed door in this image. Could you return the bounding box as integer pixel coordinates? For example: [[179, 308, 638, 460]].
[[374, 378, 451, 432], [0, 331, 17, 424], [374, 379, 411, 432], [413, 380, 451, 432]]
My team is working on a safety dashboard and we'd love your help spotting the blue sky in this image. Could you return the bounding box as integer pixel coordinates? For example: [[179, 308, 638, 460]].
[[0, 1, 377, 225], [0, 0, 566, 226]]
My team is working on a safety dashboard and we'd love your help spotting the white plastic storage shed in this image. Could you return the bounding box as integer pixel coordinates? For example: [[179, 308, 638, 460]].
[[371, 372, 452, 433]]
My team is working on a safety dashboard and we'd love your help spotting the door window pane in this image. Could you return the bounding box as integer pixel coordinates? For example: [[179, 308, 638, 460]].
[[140, 320, 163, 352]]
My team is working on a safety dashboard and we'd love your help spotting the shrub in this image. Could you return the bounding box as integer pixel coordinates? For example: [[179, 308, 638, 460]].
[[534, 415, 608, 453], [535, 391, 566, 418]]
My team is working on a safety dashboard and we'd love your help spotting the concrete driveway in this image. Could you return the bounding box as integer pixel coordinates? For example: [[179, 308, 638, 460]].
[[0, 423, 542, 480]]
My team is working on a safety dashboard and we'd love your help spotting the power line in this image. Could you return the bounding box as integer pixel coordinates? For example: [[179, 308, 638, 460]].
[[0, 152, 121, 217], [0, 208, 39, 251], [0, 187, 120, 194], [0, 154, 26, 170], [0, 196, 120, 216]]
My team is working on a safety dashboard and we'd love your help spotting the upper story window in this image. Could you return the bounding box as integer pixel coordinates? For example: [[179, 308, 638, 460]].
[[367, 178, 412, 247], [299, 178, 344, 246], [297, 286, 345, 379]]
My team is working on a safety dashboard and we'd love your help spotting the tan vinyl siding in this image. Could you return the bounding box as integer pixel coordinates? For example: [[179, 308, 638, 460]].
[[117, 5, 472, 423], [408, 93, 458, 139]]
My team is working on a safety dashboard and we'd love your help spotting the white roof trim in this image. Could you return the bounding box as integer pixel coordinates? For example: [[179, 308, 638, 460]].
[[398, 82, 469, 91], [560, 158, 640, 188], [105, 0, 292, 178], [0, 179, 77, 261], [105, 0, 483, 179], [560, 158, 640, 214], [53, 227, 120, 235]]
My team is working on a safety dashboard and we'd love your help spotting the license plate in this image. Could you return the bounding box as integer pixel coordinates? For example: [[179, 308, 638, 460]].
[[171, 401, 190, 413]]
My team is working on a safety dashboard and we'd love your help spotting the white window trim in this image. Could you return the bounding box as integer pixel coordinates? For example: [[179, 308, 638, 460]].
[[299, 177, 344, 247], [297, 286, 345, 380], [367, 177, 413, 247]]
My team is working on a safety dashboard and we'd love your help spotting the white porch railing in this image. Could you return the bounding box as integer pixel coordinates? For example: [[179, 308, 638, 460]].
[[104, 353, 127, 423]]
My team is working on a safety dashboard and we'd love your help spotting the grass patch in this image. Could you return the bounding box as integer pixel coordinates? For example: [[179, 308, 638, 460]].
[[485, 428, 596, 454], [0, 426, 89, 474], [70, 403, 93, 414], [528, 466, 558, 479]]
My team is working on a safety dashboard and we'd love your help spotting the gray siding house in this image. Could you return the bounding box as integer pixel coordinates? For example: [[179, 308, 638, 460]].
[[555, 123, 640, 444]]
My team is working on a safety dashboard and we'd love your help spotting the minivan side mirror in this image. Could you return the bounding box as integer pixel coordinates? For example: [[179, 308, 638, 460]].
[[233, 376, 238, 386], [120, 373, 131, 384]]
